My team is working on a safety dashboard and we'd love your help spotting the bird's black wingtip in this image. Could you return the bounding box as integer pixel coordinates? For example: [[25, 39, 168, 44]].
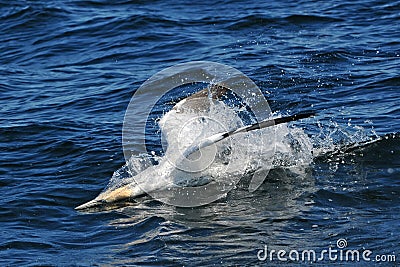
[[293, 111, 316, 120]]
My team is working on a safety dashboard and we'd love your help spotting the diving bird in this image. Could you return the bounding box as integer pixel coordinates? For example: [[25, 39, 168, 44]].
[[75, 85, 314, 210]]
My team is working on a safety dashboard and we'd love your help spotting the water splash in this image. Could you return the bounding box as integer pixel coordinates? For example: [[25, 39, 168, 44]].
[[103, 99, 317, 199], [99, 87, 385, 207], [312, 119, 379, 157]]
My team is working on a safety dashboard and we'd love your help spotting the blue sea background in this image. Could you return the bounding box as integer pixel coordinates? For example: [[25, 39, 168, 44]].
[[1, 0, 399, 266]]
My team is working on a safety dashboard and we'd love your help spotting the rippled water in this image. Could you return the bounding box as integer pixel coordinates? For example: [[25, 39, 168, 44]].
[[1, 0, 399, 266]]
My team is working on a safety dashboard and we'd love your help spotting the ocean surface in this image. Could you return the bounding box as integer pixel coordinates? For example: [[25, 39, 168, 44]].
[[1, 0, 399, 266]]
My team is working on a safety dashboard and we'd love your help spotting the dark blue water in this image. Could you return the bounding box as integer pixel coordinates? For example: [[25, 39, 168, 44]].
[[1, 0, 399, 266]]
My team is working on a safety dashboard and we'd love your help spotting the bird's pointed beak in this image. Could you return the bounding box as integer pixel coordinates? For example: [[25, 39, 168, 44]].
[[75, 198, 104, 210]]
